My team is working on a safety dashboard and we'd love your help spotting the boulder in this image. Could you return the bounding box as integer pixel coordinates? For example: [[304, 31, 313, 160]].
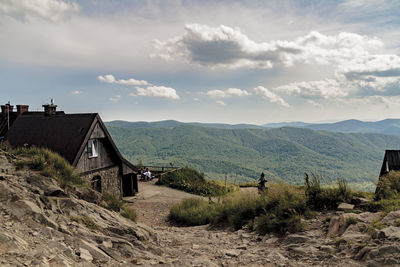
[[79, 248, 93, 262], [10, 200, 42, 218], [74, 187, 104, 206], [379, 226, 400, 240], [381, 211, 400, 225], [357, 212, 381, 224], [284, 234, 310, 244], [378, 244, 400, 255], [337, 203, 355, 210]]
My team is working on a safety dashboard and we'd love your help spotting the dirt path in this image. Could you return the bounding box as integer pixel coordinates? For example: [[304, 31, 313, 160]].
[[124, 180, 205, 227], [123, 181, 362, 266]]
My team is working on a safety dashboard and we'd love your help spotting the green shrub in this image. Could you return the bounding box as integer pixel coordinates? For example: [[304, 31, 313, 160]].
[[375, 171, 400, 200], [212, 192, 262, 229], [304, 173, 352, 210], [157, 167, 237, 197], [121, 205, 137, 222], [169, 183, 308, 235], [13, 147, 84, 188], [169, 198, 216, 226], [103, 193, 123, 211]]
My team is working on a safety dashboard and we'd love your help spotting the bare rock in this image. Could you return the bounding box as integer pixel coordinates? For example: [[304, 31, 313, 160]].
[[378, 244, 400, 255], [338, 203, 355, 210], [381, 210, 400, 225], [79, 248, 93, 262], [10, 200, 42, 218], [357, 212, 381, 224], [221, 249, 240, 257], [74, 187, 104, 205], [285, 234, 310, 244], [328, 215, 345, 236], [379, 226, 400, 240]]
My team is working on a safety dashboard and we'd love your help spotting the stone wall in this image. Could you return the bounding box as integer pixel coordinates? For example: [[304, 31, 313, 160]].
[[81, 166, 121, 198]]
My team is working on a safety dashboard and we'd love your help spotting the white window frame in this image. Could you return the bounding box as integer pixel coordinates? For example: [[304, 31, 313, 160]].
[[88, 139, 99, 158]]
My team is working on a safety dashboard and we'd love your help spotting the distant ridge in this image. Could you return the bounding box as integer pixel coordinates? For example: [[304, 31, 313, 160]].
[[303, 119, 400, 136], [106, 119, 400, 136], [105, 120, 265, 130], [263, 121, 311, 128]]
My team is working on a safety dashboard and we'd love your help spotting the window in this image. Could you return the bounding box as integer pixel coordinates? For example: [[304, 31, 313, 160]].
[[87, 139, 98, 158]]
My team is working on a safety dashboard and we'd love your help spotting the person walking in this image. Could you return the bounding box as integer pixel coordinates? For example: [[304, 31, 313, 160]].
[[258, 172, 267, 193]]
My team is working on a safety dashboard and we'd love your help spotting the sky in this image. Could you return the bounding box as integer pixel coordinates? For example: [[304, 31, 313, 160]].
[[0, 0, 400, 124]]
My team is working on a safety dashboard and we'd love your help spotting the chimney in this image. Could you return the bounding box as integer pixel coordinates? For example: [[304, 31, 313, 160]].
[[16, 105, 29, 115], [42, 99, 57, 116], [1, 102, 13, 115]]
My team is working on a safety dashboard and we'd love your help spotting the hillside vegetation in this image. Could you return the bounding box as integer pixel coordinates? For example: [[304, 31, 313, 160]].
[[106, 124, 400, 191]]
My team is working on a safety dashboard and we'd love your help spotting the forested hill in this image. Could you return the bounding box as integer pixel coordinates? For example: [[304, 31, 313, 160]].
[[106, 124, 400, 191]]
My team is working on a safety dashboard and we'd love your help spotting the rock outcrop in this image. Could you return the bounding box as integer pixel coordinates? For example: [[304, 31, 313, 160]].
[[0, 153, 159, 266], [4, 151, 400, 266]]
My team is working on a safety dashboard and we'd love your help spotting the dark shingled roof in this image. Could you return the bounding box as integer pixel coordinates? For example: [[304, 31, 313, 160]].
[[380, 150, 400, 176], [6, 113, 97, 164], [0, 113, 18, 138]]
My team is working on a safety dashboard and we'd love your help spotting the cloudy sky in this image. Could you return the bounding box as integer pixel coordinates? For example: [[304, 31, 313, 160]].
[[1, 0, 399, 124]]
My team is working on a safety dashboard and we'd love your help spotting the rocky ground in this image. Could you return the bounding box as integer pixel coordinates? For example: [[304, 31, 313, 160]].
[[2, 151, 400, 266]]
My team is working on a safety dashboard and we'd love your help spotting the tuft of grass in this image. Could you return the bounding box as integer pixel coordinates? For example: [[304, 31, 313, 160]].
[[70, 215, 98, 230], [169, 198, 217, 226], [237, 181, 259, 188], [304, 173, 352, 210], [346, 216, 358, 226], [12, 147, 85, 188], [103, 193, 123, 212], [121, 205, 137, 222], [169, 183, 308, 235], [157, 167, 237, 197]]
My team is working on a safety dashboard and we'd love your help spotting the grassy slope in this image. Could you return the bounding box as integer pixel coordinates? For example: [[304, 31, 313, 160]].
[[107, 125, 400, 191]]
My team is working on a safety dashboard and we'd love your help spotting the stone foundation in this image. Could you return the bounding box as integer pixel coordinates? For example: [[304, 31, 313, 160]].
[[81, 166, 121, 198]]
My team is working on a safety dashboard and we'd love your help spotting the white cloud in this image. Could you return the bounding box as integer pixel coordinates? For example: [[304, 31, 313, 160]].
[[0, 0, 79, 21], [109, 95, 121, 102], [99, 74, 180, 100], [216, 100, 226, 106], [72, 90, 82, 95], [154, 24, 383, 69], [307, 100, 323, 109], [273, 79, 348, 99], [253, 86, 289, 107], [206, 88, 250, 98], [98, 74, 149, 86], [135, 86, 180, 100]]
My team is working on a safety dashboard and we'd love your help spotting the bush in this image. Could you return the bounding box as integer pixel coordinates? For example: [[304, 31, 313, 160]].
[[375, 171, 400, 200], [157, 167, 237, 197], [304, 173, 352, 210], [169, 183, 308, 235], [13, 147, 85, 188], [121, 205, 137, 222]]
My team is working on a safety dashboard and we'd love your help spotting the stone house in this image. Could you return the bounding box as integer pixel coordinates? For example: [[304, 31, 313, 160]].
[[379, 150, 400, 177], [2, 101, 138, 198]]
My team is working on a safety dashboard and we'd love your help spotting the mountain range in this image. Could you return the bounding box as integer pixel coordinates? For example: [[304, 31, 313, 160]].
[[107, 118, 400, 136], [105, 120, 400, 191]]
